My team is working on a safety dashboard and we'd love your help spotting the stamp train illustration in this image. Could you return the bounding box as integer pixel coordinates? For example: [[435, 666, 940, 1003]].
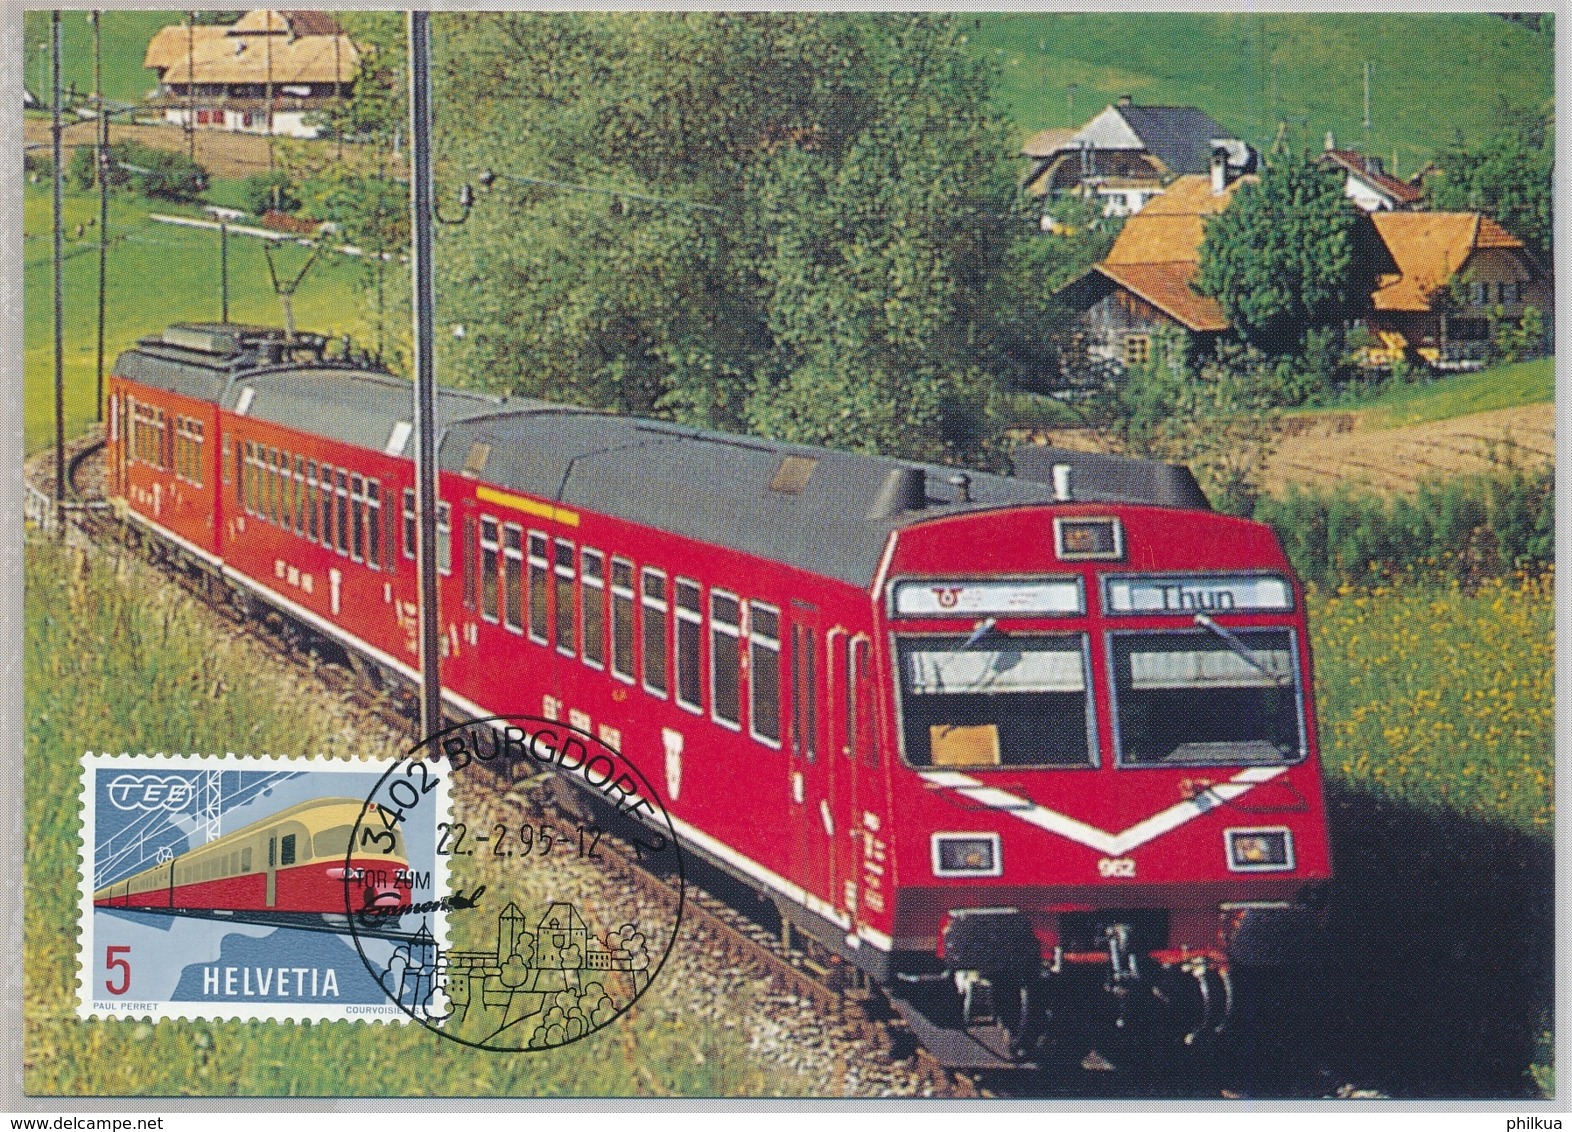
[[100, 320, 1333, 1066]]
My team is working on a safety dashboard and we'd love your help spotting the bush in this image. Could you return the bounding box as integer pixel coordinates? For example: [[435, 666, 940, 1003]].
[[240, 170, 301, 216], [108, 141, 208, 202], [1255, 464, 1553, 587]]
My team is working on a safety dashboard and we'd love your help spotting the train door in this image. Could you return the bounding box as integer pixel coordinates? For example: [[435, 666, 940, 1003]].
[[839, 633, 878, 933], [789, 606, 833, 907], [266, 835, 278, 908]]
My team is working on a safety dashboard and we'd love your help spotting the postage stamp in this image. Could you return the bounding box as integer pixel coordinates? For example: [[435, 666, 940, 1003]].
[[77, 752, 448, 1023]]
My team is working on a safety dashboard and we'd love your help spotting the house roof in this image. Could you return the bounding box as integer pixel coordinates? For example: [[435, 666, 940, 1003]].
[[1021, 127, 1077, 159], [145, 11, 359, 86], [1094, 262, 1230, 332], [1370, 212, 1527, 311], [1103, 173, 1250, 265], [1021, 102, 1250, 176], [1322, 149, 1424, 206], [1059, 173, 1252, 333]]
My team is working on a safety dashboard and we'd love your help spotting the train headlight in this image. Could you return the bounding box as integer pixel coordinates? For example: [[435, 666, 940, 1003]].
[[932, 833, 1001, 877], [1225, 828, 1294, 872]]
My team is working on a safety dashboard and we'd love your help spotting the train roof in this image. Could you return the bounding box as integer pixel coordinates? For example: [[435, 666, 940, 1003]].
[[117, 323, 1214, 588]]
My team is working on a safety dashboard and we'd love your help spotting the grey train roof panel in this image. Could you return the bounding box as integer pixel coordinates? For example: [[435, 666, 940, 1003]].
[[1011, 445, 1211, 511], [222, 368, 519, 456]]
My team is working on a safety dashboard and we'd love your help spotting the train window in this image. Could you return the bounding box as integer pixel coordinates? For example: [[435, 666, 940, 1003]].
[[1108, 630, 1302, 767], [581, 550, 606, 670], [261, 448, 274, 522], [502, 523, 524, 633], [853, 637, 876, 767], [791, 623, 817, 760], [366, 480, 382, 570], [480, 517, 500, 623], [318, 465, 333, 548], [437, 502, 453, 576], [527, 533, 549, 644], [350, 475, 366, 562], [402, 489, 416, 560], [555, 540, 577, 657], [749, 603, 782, 747], [294, 456, 308, 535], [641, 569, 668, 698], [242, 847, 251, 873], [242, 442, 255, 513], [896, 634, 1093, 768], [675, 579, 703, 713], [711, 590, 742, 730], [335, 470, 350, 556], [268, 838, 275, 868], [313, 826, 353, 859], [280, 834, 297, 867], [462, 515, 477, 609], [610, 559, 635, 682], [175, 417, 204, 487]]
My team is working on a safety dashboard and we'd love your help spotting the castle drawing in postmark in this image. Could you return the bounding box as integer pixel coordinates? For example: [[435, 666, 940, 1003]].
[[78, 752, 447, 1023]]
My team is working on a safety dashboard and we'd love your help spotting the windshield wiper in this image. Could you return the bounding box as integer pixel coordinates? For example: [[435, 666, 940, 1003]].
[[1192, 612, 1291, 685], [962, 617, 999, 649]]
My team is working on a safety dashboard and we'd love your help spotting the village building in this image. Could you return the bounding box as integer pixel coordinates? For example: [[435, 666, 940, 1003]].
[[143, 10, 359, 140], [1365, 211, 1551, 366], [1317, 133, 1425, 212], [1055, 165, 1251, 369], [1057, 166, 1549, 374], [1023, 97, 1257, 219]]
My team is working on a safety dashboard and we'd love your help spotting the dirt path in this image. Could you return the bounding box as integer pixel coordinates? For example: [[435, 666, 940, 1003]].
[[23, 116, 387, 181], [1263, 402, 1554, 495]]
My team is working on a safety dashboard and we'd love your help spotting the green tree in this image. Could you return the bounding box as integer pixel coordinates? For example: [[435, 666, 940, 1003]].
[[1196, 158, 1371, 356], [1428, 108, 1553, 260], [429, 12, 1049, 466]]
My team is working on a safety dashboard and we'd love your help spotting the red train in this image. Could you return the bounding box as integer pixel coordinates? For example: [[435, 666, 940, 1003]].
[[92, 797, 412, 923], [107, 322, 1332, 1068]]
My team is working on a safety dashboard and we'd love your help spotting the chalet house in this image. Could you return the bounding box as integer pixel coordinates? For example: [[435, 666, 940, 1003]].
[[1056, 165, 1251, 368], [1365, 211, 1551, 365], [1023, 97, 1258, 218], [1317, 133, 1424, 212], [143, 10, 359, 140], [1056, 170, 1549, 373]]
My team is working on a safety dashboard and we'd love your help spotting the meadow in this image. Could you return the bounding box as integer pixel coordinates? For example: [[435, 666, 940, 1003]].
[[1340, 358, 1555, 430], [21, 180, 393, 455], [967, 12, 1553, 167]]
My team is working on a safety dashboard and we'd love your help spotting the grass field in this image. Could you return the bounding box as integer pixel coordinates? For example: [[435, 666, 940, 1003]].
[[968, 12, 1553, 168], [21, 10, 180, 106], [1344, 358, 1556, 430], [21, 180, 396, 455]]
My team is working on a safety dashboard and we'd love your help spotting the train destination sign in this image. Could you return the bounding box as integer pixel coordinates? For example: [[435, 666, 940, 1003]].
[[892, 578, 1084, 617], [1104, 574, 1294, 615]]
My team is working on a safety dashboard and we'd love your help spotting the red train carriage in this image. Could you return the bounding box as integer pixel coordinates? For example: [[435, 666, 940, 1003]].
[[92, 798, 411, 920], [108, 325, 1333, 1069]]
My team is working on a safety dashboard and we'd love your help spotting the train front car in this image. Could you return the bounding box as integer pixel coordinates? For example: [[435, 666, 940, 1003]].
[[877, 453, 1330, 1070]]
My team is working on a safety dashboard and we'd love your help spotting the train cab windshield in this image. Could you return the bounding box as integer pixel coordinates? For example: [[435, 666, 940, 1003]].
[[1109, 628, 1303, 766], [896, 635, 1094, 767]]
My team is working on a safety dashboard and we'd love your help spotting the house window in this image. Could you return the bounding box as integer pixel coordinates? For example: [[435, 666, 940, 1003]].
[[1470, 282, 1490, 306], [1123, 334, 1152, 368], [1499, 282, 1523, 305]]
